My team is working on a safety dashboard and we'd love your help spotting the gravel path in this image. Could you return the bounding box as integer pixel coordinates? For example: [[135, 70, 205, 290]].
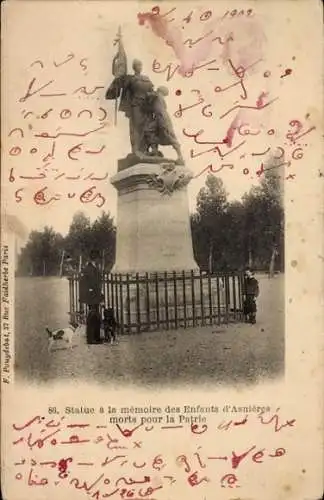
[[15, 274, 284, 387]]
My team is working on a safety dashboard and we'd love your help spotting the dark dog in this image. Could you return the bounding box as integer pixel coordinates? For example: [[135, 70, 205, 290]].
[[102, 308, 118, 344]]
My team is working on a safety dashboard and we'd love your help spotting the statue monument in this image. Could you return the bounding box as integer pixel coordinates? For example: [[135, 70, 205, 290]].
[[106, 27, 198, 274]]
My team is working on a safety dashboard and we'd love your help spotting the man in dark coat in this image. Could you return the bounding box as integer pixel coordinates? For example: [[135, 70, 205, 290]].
[[79, 250, 102, 344], [243, 270, 260, 324]]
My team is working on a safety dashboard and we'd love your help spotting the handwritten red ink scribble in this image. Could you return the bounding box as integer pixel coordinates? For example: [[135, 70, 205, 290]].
[[73, 86, 105, 95], [60, 109, 72, 119], [280, 68, 292, 78], [9, 146, 22, 156], [66, 424, 90, 428], [191, 424, 208, 434], [152, 58, 218, 82], [40, 92, 68, 99], [13, 416, 43, 431], [252, 146, 270, 156], [201, 104, 213, 117], [8, 127, 24, 138], [269, 447, 286, 457], [161, 425, 183, 430], [258, 411, 296, 432], [30, 60, 44, 69], [138, 7, 232, 75], [77, 109, 93, 119], [176, 454, 191, 472], [292, 147, 303, 159], [19, 78, 55, 102], [188, 471, 209, 487], [53, 53, 75, 67], [220, 97, 279, 119], [34, 123, 106, 139], [152, 455, 165, 471], [58, 457, 73, 474], [221, 473, 239, 488], [60, 435, 91, 444]]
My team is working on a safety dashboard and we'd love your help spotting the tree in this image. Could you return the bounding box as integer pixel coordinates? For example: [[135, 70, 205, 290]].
[[64, 211, 92, 270], [17, 227, 64, 276], [241, 159, 284, 272], [193, 175, 228, 272], [90, 212, 116, 272]]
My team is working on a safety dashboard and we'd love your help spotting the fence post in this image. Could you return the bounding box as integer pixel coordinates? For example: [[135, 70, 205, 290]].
[[199, 270, 205, 326], [191, 270, 196, 327], [155, 273, 160, 330], [136, 273, 141, 333], [232, 273, 237, 320], [164, 271, 169, 330], [126, 273, 131, 334], [110, 273, 115, 312], [207, 273, 213, 325], [182, 271, 187, 329], [119, 274, 124, 335], [216, 275, 221, 325], [173, 271, 178, 330], [145, 272, 150, 331]]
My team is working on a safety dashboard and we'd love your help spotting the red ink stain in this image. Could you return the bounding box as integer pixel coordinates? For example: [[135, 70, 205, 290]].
[[223, 114, 240, 147], [256, 91, 268, 108], [175, 89, 182, 96], [280, 68, 292, 78]]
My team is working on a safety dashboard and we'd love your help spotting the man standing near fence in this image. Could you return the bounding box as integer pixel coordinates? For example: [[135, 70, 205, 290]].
[[79, 250, 103, 344], [243, 270, 260, 324]]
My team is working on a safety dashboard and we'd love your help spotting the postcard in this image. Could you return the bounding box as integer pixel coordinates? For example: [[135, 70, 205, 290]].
[[1, 1, 323, 499]]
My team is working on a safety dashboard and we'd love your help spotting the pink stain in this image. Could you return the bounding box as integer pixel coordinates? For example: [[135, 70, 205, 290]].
[[138, 8, 227, 75], [256, 91, 268, 108], [223, 114, 240, 147]]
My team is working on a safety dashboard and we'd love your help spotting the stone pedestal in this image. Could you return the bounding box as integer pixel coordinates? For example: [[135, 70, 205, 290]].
[[110, 162, 198, 274]]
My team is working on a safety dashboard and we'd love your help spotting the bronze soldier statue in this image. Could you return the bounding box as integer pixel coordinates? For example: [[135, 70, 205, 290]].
[[105, 28, 184, 165]]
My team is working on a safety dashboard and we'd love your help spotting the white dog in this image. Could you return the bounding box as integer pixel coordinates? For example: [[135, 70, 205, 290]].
[[46, 322, 83, 352]]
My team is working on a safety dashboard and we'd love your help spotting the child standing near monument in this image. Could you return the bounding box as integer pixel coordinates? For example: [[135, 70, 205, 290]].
[[243, 270, 260, 324], [145, 86, 184, 164]]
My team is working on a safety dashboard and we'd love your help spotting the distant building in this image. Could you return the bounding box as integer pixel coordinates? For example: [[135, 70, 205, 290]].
[[1, 214, 28, 272]]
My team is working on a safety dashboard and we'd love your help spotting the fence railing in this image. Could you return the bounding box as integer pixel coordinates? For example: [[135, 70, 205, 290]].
[[68, 271, 245, 333]]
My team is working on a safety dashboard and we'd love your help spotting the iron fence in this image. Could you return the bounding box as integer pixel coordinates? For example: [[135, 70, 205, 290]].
[[68, 270, 245, 333]]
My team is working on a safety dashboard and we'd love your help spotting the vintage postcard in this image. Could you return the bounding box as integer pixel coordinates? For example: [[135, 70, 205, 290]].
[[1, 0, 323, 499]]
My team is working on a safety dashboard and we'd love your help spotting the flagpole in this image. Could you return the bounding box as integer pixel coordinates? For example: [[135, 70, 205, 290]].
[[111, 25, 127, 127]]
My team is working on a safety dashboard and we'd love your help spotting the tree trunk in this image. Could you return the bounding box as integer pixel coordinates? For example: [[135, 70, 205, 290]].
[[101, 249, 105, 273], [268, 247, 277, 278], [59, 250, 65, 277], [208, 240, 213, 274], [43, 260, 46, 276], [248, 248, 253, 269]]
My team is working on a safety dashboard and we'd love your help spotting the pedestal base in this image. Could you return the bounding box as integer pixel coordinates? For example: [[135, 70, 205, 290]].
[[110, 163, 198, 274]]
